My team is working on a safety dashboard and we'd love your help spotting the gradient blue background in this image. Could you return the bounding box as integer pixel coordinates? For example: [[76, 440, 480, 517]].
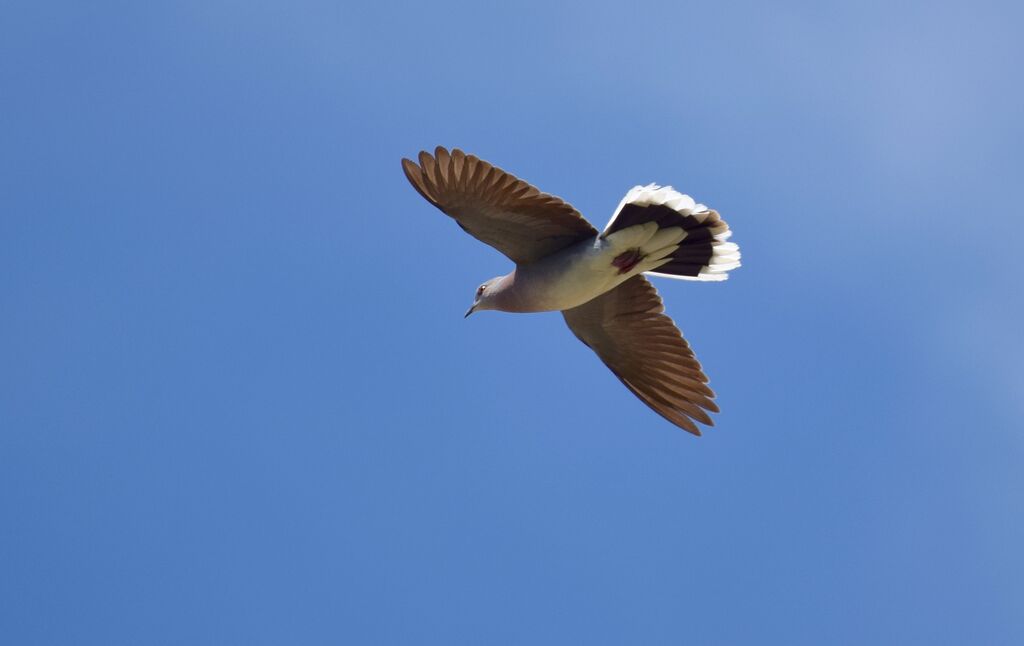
[[2, 1, 1022, 643]]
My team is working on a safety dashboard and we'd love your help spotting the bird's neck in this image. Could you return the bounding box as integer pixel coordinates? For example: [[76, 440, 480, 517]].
[[490, 270, 529, 312]]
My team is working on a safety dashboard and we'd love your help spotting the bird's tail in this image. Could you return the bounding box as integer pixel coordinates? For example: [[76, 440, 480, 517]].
[[601, 184, 740, 281]]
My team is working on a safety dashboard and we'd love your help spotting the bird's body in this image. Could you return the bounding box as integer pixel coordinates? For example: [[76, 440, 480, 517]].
[[484, 233, 660, 313], [402, 147, 740, 435]]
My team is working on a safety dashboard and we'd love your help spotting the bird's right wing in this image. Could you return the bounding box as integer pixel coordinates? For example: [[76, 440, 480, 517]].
[[402, 147, 598, 264], [562, 275, 719, 435]]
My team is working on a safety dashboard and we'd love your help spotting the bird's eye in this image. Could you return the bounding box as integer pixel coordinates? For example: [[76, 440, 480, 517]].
[[477, 285, 486, 296]]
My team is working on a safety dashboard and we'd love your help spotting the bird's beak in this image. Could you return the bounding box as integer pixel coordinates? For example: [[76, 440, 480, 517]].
[[464, 304, 476, 318]]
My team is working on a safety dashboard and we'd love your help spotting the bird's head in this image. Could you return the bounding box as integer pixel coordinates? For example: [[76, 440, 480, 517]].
[[465, 277, 503, 317]]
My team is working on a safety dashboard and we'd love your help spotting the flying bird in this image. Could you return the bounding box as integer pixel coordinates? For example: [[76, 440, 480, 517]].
[[401, 147, 740, 435]]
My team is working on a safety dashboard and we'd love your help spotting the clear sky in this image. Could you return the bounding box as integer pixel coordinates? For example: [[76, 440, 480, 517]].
[[2, 1, 1022, 643]]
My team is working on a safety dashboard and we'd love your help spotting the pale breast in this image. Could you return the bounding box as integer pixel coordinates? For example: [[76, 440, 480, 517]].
[[514, 237, 638, 312]]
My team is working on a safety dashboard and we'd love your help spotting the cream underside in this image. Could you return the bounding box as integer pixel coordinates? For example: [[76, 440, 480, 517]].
[[517, 184, 740, 311], [521, 222, 688, 311]]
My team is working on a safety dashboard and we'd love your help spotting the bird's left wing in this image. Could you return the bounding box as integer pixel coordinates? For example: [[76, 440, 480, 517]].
[[562, 275, 719, 435], [402, 147, 598, 264]]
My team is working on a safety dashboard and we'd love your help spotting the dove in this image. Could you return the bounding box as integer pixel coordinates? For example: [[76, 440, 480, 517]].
[[402, 147, 740, 435]]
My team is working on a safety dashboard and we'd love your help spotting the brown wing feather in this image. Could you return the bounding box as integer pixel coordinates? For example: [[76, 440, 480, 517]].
[[562, 275, 718, 435], [402, 147, 598, 264]]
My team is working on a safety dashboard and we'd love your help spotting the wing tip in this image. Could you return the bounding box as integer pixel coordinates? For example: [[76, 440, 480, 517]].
[[404, 147, 472, 205], [673, 412, 702, 436], [401, 155, 440, 206]]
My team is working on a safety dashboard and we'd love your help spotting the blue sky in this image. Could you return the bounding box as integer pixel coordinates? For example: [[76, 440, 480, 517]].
[[2, 1, 1022, 643]]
